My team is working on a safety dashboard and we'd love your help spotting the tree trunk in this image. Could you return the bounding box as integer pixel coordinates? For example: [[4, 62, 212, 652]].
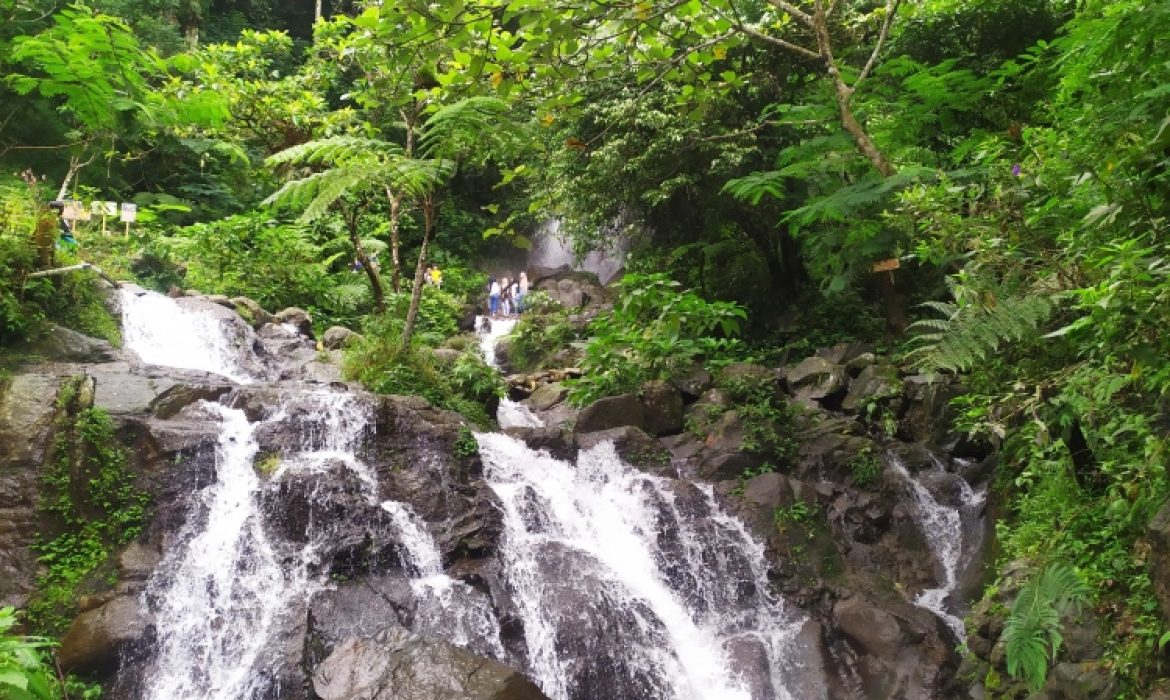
[[346, 205, 384, 313], [385, 186, 402, 293], [400, 196, 435, 347], [314, 0, 322, 23], [810, 3, 896, 178]]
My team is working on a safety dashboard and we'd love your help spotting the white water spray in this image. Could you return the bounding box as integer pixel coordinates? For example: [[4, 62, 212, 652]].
[[381, 501, 506, 659], [121, 288, 265, 383], [478, 433, 809, 700], [887, 452, 986, 641]]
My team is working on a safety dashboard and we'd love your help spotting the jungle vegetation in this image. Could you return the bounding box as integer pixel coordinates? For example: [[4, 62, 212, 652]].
[[1, 0, 1169, 697]]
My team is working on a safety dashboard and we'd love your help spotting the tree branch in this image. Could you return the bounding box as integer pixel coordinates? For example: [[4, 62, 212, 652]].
[[764, 0, 814, 28], [854, 0, 900, 88]]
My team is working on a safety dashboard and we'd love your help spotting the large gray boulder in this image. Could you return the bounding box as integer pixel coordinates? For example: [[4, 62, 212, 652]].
[[0, 372, 62, 607], [574, 393, 645, 435], [638, 380, 683, 436], [787, 356, 848, 404], [274, 306, 314, 338], [841, 364, 901, 414], [313, 632, 549, 700], [323, 326, 361, 350], [15, 324, 117, 363], [58, 595, 153, 675]]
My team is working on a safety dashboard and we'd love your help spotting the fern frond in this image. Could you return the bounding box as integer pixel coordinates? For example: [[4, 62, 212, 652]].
[[906, 290, 1054, 373], [266, 136, 402, 168], [263, 163, 384, 222], [419, 97, 512, 158], [1002, 562, 1090, 690]]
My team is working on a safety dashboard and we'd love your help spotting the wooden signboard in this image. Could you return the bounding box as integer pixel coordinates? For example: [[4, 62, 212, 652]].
[[61, 200, 91, 221], [871, 258, 901, 273]]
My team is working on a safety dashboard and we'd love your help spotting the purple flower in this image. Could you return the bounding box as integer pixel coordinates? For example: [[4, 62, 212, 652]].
[[1011, 163, 1022, 177]]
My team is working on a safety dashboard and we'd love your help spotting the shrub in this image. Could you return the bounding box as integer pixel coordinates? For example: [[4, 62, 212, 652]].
[[0, 607, 56, 700], [568, 273, 747, 404], [343, 323, 502, 428]]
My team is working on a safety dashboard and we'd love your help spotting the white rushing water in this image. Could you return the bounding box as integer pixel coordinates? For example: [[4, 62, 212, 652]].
[[120, 287, 266, 384], [888, 452, 986, 642], [144, 391, 377, 700], [145, 403, 306, 700], [474, 309, 810, 700], [528, 218, 629, 285], [478, 434, 809, 700], [381, 501, 506, 659]]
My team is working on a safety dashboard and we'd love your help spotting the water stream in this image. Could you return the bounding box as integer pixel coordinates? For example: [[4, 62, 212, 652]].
[[476, 322, 813, 700], [887, 451, 987, 641]]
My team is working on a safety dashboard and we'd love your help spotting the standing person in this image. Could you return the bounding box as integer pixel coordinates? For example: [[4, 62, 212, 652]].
[[508, 277, 520, 316], [488, 277, 501, 317], [517, 272, 529, 313], [424, 264, 434, 285], [430, 264, 442, 289], [500, 277, 511, 315]]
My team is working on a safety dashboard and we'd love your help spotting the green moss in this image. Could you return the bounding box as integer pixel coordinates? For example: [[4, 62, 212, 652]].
[[27, 376, 149, 636], [254, 452, 282, 476]]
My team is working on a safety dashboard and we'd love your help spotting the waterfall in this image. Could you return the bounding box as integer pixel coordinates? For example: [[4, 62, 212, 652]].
[[887, 452, 986, 642], [478, 434, 809, 700], [144, 390, 378, 700], [528, 218, 628, 285], [144, 403, 306, 699], [127, 275, 817, 700], [381, 501, 506, 660], [120, 287, 266, 384], [473, 310, 810, 700]]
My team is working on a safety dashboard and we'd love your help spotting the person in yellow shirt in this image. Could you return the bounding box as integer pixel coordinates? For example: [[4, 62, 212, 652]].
[[429, 265, 442, 289]]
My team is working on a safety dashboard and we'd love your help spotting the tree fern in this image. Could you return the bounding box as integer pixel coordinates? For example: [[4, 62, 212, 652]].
[[1002, 562, 1090, 690], [904, 280, 1054, 373]]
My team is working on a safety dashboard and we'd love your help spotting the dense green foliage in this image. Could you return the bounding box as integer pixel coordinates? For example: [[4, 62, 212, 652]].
[[2, 0, 1170, 694], [0, 606, 56, 700], [1002, 562, 1091, 689], [568, 273, 747, 405]]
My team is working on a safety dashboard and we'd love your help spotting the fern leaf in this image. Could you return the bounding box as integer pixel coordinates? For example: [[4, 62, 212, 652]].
[[907, 288, 1054, 373]]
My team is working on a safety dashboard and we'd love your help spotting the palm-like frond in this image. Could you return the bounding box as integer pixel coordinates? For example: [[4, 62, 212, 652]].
[[266, 136, 403, 168], [904, 287, 1054, 373], [1003, 562, 1090, 690], [263, 162, 385, 222], [419, 96, 513, 158]]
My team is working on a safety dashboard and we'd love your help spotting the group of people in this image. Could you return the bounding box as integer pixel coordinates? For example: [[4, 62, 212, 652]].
[[424, 264, 443, 288], [488, 272, 528, 317]]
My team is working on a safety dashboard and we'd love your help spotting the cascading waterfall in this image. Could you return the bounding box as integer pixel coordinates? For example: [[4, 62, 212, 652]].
[[887, 452, 986, 641], [144, 390, 378, 700], [380, 501, 506, 660], [475, 320, 812, 700], [477, 315, 545, 430], [127, 275, 821, 700], [144, 402, 306, 699], [120, 287, 266, 384], [477, 435, 809, 700]]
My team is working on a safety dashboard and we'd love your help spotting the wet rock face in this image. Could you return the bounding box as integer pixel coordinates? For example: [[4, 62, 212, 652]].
[[0, 372, 61, 607], [313, 631, 550, 700], [574, 393, 645, 435]]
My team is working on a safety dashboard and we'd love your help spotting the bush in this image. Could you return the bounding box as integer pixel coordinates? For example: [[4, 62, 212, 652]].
[[568, 273, 747, 405], [508, 304, 578, 372], [166, 212, 333, 311], [342, 320, 502, 427]]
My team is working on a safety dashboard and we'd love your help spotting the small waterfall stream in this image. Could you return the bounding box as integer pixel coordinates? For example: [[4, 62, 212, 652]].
[[887, 452, 987, 641], [121, 288, 267, 384]]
